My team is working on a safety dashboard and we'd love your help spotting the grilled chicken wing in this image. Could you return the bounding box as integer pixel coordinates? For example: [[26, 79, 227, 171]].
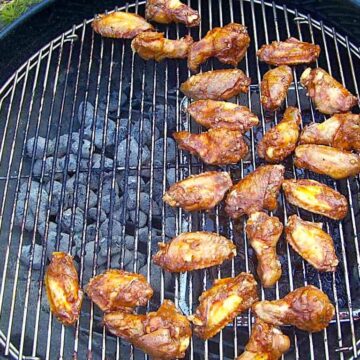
[[261, 65, 293, 111], [173, 128, 248, 165], [163, 171, 232, 212], [45, 252, 83, 326], [92, 12, 154, 39], [258, 106, 301, 163], [188, 23, 250, 72], [300, 67, 357, 115], [253, 285, 335, 332], [85, 269, 153, 312], [153, 231, 236, 273], [246, 212, 283, 288], [104, 300, 191, 359], [225, 165, 285, 219], [294, 144, 360, 180], [257, 38, 320, 66], [189, 273, 258, 340], [145, 0, 200, 27], [299, 113, 360, 153], [286, 215, 338, 272], [180, 69, 251, 100], [236, 319, 290, 360], [186, 100, 259, 132], [131, 32, 193, 61], [282, 179, 348, 220]]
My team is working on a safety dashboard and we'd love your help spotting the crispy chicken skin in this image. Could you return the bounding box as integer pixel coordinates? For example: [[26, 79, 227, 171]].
[[294, 144, 360, 180], [92, 12, 154, 39], [152, 231, 236, 273], [261, 65, 293, 111], [131, 32, 193, 61], [173, 128, 248, 165], [246, 212, 283, 288], [225, 165, 285, 219], [300, 67, 357, 115], [299, 113, 360, 153], [187, 100, 259, 132], [189, 273, 258, 340], [258, 106, 301, 163], [188, 23, 250, 72], [163, 171, 232, 212], [85, 269, 153, 312], [282, 179, 348, 220], [257, 37, 320, 66], [104, 300, 191, 359], [180, 69, 251, 100], [145, 0, 200, 27], [253, 285, 335, 332], [236, 319, 290, 360], [286, 215, 339, 272], [45, 252, 83, 326]]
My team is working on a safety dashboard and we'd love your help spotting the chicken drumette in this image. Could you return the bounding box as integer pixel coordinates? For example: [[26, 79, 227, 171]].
[[189, 273, 258, 340]]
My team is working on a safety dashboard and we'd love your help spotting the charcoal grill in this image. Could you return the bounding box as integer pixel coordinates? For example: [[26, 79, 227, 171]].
[[0, 0, 359, 359]]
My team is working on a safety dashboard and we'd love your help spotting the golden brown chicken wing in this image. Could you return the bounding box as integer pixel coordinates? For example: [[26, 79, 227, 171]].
[[286, 215, 338, 272], [282, 179, 348, 220], [173, 128, 248, 165], [236, 319, 290, 360], [180, 69, 251, 100], [225, 165, 285, 219], [299, 113, 360, 153], [92, 12, 154, 39], [153, 231, 236, 273], [131, 32, 193, 61], [104, 300, 191, 359], [300, 67, 357, 115], [163, 171, 232, 212], [145, 0, 200, 27], [253, 285, 335, 332], [186, 100, 259, 132], [258, 106, 301, 163], [188, 23, 250, 72], [294, 144, 360, 180], [85, 269, 153, 312], [45, 252, 83, 326], [257, 38, 320, 66], [245, 212, 283, 288], [189, 273, 258, 340]]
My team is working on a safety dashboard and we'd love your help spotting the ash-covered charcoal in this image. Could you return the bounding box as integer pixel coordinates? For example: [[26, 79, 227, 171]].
[[116, 138, 150, 167], [164, 217, 176, 238], [154, 137, 176, 165], [26, 137, 54, 159], [139, 262, 172, 295], [86, 224, 98, 243], [99, 194, 122, 214], [83, 241, 107, 267], [20, 243, 43, 270], [32, 157, 54, 178], [92, 154, 114, 169], [129, 210, 148, 228], [99, 219, 123, 239], [130, 119, 160, 146], [61, 208, 85, 233], [88, 208, 107, 223], [166, 168, 176, 185], [83, 117, 116, 149], [99, 237, 122, 258], [154, 104, 177, 131], [69, 133, 91, 159], [102, 177, 120, 197], [45, 232, 71, 258], [118, 174, 145, 193], [120, 189, 138, 211], [65, 183, 97, 210], [138, 192, 161, 216], [38, 221, 57, 238], [78, 101, 95, 127], [45, 181, 65, 215], [124, 235, 135, 250], [138, 227, 162, 245], [112, 207, 128, 224]]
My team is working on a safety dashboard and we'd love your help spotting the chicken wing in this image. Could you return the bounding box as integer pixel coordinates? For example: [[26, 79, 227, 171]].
[[173, 128, 248, 165], [258, 106, 301, 163], [145, 0, 200, 27], [85, 269, 153, 312], [257, 37, 320, 66], [294, 144, 360, 180], [189, 273, 258, 339], [104, 300, 191, 359], [180, 69, 251, 100], [163, 171, 232, 212], [188, 23, 250, 72], [253, 285, 335, 332], [152, 231, 236, 273], [92, 12, 154, 39], [225, 165, 285, 219], [45, 252, 83, 326], [245, 212, 283, 288], [282, 179, 348, 220], [299, 113, 360, 153], [300, 67, 357, 115], [186, 100, 259, 132], [236, 319, 290, 360], [286, 215, 338, 272], [131, 32, 193, 61]]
